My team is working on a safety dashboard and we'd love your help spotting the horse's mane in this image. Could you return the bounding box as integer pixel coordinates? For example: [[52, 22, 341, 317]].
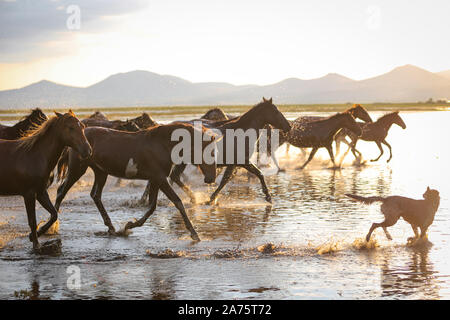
[[13, 108, 46, 130], [376, 112, 398, 123], [143, 122, 210, 138], [218, 102, 266, 128], [16, 116, 59, 151]]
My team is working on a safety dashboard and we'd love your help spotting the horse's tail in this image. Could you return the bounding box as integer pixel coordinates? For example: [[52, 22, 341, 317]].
[[57, 147, 69, 182], [345, 194, 385, 205]]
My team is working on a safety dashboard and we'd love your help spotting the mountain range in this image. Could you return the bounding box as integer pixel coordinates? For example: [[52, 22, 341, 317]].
[[1, 64, 450, 109]]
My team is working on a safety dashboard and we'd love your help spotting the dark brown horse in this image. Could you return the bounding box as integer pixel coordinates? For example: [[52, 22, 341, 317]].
[[0, 111, 92, 251], [54, 123, 219, 240], [0, 108, 48, 140], [56, 112, 154, 182], [338, 111, 406, 163], [154, 98, 291, 205], [279, 112, 362, 169], [81, 112, 155, 131]]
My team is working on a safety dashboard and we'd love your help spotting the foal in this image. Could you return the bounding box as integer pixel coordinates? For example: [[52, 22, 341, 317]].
[[55, 123, 218, 240], [338, 111, 406, 163], [0, 111, 91, 251]]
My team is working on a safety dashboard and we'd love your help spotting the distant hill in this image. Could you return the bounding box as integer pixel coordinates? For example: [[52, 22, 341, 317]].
[[1, 65, 450, 109]]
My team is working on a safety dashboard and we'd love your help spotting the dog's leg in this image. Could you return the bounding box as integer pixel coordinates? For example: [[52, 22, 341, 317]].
[[366, 222, 381, 242], [407, 225, 419, 242], [419, 226, 429, 239]]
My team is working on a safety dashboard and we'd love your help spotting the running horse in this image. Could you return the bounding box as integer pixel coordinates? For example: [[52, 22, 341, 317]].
[[54, 123, 219, 240], [0, 108, 48, 140], [147, 98, 291, 205], [0, 111, 92, 251], [279, 112, 362, 169], [338, 111, 406, 163], [260, 104, 372, 171]]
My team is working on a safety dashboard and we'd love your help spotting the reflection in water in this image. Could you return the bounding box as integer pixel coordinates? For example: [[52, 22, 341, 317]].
[[1, 111, 450, 299], [380, 244, 439, 299]]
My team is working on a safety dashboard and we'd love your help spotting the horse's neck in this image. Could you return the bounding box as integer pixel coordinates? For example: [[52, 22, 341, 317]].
[[29, 128, 64, 175], [223, 109, 265, 132], [324, 116, 348, 136], [377, 116, 395, 132], [13, 117, 32, 134]]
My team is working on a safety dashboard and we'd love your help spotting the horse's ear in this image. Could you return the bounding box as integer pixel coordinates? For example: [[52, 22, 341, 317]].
[[54, 111, 63, 118], [269, 97, 273, 103], [68, 109, 76, 117], [427, 186, 430, 191], [262, 97, 267, 102]]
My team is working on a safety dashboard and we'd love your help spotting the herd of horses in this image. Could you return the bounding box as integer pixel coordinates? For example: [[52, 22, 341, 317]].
[[0, 99, 407, 252]]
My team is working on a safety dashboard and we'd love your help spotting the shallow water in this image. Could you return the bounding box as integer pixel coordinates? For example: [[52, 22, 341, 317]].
[[0, 111, 449, 299]]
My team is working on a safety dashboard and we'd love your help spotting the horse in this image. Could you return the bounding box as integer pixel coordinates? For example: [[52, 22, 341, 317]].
[[338, 111, 406, 163], [0, 108, 48, 140], [0, 111, 92, 251], [278, 112, 362, 169], [54, 123, 219, 241], [55, 113, 153, 183], [200, 108, 236, 122], [257, 104, 372, 171], [144, 98, 291, 205]]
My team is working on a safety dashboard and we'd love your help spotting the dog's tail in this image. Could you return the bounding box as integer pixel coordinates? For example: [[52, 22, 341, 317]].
[[345, 194, 385, 204]]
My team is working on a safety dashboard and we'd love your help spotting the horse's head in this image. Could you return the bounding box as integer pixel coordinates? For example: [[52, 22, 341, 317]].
[[55, 110, 92, 159], [349, 104, 372, 123], [259, 97, 291, 133], [341, 112, 362, 137], [392, 111, 406, 129], [30, 108, 48, 125]]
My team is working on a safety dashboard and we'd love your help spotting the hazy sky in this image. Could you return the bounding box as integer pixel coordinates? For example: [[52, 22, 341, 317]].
[[0, 0, 449, 90]]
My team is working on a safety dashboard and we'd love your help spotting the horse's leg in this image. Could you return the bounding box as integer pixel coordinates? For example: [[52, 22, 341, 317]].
[[36, 190, 59, 237], [285, 143, 290, 156], [370, 141, 384, 162], [297, 147, 318, 170], [169, 164, 196, 203], [243, 163, 272, 203], [139, 181, 152, 205], [24, 192, 39, 250], [54, 163, 88, 212], [90, 169, 115, 234], [124, 183, 159, 230], [325, 145, 337, 168], [159, 179, 200, 241], [271, 151, 284, 172], [209, 166, 236, 204], [382, 140, 393, 162]]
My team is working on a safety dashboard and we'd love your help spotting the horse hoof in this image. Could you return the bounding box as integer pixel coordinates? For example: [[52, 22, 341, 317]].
[[191, 233, 201, 241], [365, 235, 371, 242], [277, 168, 286, 173], [108, 228, 117, 236], [265, 195, 272, 203]]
